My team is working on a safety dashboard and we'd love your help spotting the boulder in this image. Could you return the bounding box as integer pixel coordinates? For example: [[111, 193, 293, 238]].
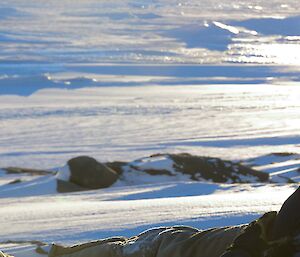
[[67, 156, 119, 189]]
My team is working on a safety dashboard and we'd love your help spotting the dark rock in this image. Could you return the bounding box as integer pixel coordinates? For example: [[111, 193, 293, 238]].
[[169, 153, 269, 183], [3, 167, 53, 176], [271, 152, 297, 157], [68, 156, 119, 189], [132, 153, 268, 183], [2, 239, 46, 247], [8, 179, 22, 184]]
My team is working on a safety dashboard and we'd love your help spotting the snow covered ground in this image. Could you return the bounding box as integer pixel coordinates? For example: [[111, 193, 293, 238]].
[[0, 181, 298, 257], [1, 84, 300, 169], [1, 0, 300, 256]]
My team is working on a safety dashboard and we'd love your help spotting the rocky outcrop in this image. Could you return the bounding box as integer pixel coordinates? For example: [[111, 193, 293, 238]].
[[169, 153, 268, 183], [59, 153, 268, 188], [125, 153, 269, 183], [2, 153, 272, 194]]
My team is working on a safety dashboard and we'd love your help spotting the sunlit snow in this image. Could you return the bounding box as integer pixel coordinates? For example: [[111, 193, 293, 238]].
[[1, 1, 300, 256]]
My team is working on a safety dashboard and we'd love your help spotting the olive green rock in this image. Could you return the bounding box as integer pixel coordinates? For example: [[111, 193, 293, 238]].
[[68, 156, 119, 190]]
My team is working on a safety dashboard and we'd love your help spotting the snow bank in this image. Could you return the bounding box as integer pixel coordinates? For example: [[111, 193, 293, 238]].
[[0, 175, 57, 198], [55, 165, 71, 182]]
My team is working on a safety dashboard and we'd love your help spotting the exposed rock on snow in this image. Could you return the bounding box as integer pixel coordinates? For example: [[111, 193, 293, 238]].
[[170, 153, 268, 183], [3, 167, 53, 176], [123, 153, 269, 183], [67, 156, 119, 190], [0, 153, 274, 196], [271, 152, 299, 157]]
